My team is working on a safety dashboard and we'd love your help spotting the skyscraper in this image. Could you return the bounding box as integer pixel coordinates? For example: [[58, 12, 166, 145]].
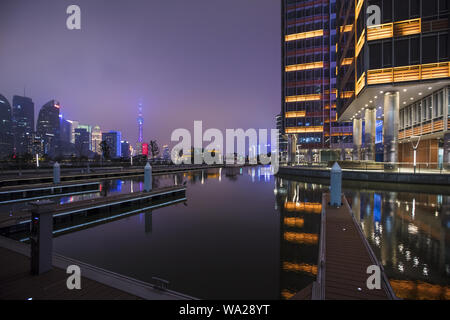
[[74, 128, 91, 157], [137, 103, 144, 143], [11, 95, 34, 155], [121, 140, 131, 158], [36, 100, 61, 156], [281, 0, 353, 164], [0, 94, 13, 158], [91, 125, 102, 155], [102, 131, 122, 158], [337, 0, 450, 165]]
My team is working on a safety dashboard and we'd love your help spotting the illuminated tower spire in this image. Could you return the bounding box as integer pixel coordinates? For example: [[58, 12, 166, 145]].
[[137, 103, 143, 143]]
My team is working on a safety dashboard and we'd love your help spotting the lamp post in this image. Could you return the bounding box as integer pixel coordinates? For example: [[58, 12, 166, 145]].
[[410, 135, 421, 174]]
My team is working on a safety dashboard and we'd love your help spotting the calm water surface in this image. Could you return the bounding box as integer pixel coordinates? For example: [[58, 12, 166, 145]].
[[33, 167, 448, 299]]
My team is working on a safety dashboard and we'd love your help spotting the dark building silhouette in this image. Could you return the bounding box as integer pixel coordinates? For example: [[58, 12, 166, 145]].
[[11, 95, 34, 155], [102, 131, 122, 158], [74, 127, 90, 157], [121, 140, 130, 158], [0, 94, 13, 158], [36, 100, 61, 156]]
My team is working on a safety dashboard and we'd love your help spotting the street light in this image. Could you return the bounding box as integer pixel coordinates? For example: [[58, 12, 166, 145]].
[[410, 135, 421, 174]]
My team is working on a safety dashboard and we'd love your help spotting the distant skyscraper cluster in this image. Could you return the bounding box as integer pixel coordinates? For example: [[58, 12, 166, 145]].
[[0, 94, 158, 160]]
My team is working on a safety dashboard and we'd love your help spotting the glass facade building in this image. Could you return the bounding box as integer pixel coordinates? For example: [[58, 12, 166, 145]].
[[36, 100, 61, 156], [337, 0, 450, 165], [0, 94, 13, 158], [11, 95, 34, 155], [282, 0, 353, 164]]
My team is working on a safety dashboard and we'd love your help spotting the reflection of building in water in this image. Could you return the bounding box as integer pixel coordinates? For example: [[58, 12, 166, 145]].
[[275, 177, 322, 299], [145, 211, 152, 234], [347, 191, 449, 299]]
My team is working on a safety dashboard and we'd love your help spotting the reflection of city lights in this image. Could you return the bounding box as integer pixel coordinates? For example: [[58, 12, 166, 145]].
[[413, 257, 419, 267], [405, 251, 411, 261], [398, 262, 404, 273], [408, 224, 418, 235], [398, 244, 404, 253], [423, 266, 429, 276]]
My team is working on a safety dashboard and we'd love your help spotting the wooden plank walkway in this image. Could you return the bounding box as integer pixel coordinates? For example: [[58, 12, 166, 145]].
[[0, 247, 139, 300], [314, 193, 396, 300], [0, 236, 195, 300]]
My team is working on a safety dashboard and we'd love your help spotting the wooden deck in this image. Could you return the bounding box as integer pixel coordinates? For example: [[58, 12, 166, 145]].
[[0, 236, 195, 300], [315, 193, 396, 300], [0, 246, 139, 300], [288, 192, 397, 300]]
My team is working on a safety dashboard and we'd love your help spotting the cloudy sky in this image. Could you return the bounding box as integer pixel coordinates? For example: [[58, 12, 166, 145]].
[[0, 0, 281, 146]]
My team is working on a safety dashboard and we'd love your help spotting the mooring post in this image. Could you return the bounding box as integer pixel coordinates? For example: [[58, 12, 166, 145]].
[[144, 162, 152, 192], [53, 162, 60, 185], [30, 200, 55, 275], [330, 162, 342, 207]]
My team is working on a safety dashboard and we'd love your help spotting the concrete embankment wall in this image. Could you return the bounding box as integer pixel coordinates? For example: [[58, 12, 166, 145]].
[[278, 166, 450, 185]]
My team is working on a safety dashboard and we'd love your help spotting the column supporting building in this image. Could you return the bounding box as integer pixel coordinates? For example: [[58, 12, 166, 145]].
[[352, 118, 362, 160], [287, 134, 298, 165], [364, 108, 376, 161], [383, 91, 400, 164]]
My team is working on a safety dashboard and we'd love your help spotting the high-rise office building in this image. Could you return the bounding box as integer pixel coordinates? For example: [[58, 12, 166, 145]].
[[0, 94, 13, 158], [92, 125, 102, 155], [276, 113, 289, 162], [11, 95, 34, 155], [121, 140, 131, 158], [337, 0, 449, 165], [77, 124, 92, 151], [137, 103, 144, 143], [74, 127, 91, 157], [281, 0, 353, 164], [67, 120, 79, 144], [36, 100, 61, 156], [102, 131, 122, 158]]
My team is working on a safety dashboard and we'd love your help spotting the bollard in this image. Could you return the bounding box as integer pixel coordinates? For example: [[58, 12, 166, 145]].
[[53, 162, 60, 185], [330, 162, 342, 207], [30, 200, 55, 275], [144, 162, 152, 192]]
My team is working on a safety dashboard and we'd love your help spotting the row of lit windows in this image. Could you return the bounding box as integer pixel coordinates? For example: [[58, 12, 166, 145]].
[[285, 69, 330, 82], [399, 88, 447, 129], [286, 118, 324, 127], [286, 54, 329, 66], [286, 5, 331, 21]]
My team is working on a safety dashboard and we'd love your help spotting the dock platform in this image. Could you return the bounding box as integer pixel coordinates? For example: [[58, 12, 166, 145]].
[[0, 236, 194, 300], [291, 193, 397, 300], [0, 185, 186, 239]]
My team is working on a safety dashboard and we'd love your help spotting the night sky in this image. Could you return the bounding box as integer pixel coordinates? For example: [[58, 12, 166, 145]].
[[0, 0, 281, 146]]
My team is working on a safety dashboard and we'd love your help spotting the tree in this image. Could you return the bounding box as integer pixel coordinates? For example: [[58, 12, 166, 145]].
[[149, 140, 160, 159], [100, 140, 111, 160]]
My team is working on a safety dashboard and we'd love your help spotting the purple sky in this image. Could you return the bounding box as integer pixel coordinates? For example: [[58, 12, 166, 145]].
[[0, 0, 281, 147]]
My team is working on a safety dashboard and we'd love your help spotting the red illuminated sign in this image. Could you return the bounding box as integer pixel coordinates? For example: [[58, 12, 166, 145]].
[[142, 143, 148, 156]]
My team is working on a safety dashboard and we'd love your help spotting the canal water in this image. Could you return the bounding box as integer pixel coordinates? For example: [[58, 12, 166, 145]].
[[3, 167, 447, 299]]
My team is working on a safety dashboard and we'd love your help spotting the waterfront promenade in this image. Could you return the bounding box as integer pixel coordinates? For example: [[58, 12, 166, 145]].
[[279, 165, 450, 185]]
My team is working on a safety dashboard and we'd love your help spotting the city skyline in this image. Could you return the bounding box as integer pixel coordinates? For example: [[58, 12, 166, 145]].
[[0, 0, 281, 146]]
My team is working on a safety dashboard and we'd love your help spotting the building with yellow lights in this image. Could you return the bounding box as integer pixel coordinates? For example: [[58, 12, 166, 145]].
[[337, 0, 450, 166], [282, 0, 354, 164]]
